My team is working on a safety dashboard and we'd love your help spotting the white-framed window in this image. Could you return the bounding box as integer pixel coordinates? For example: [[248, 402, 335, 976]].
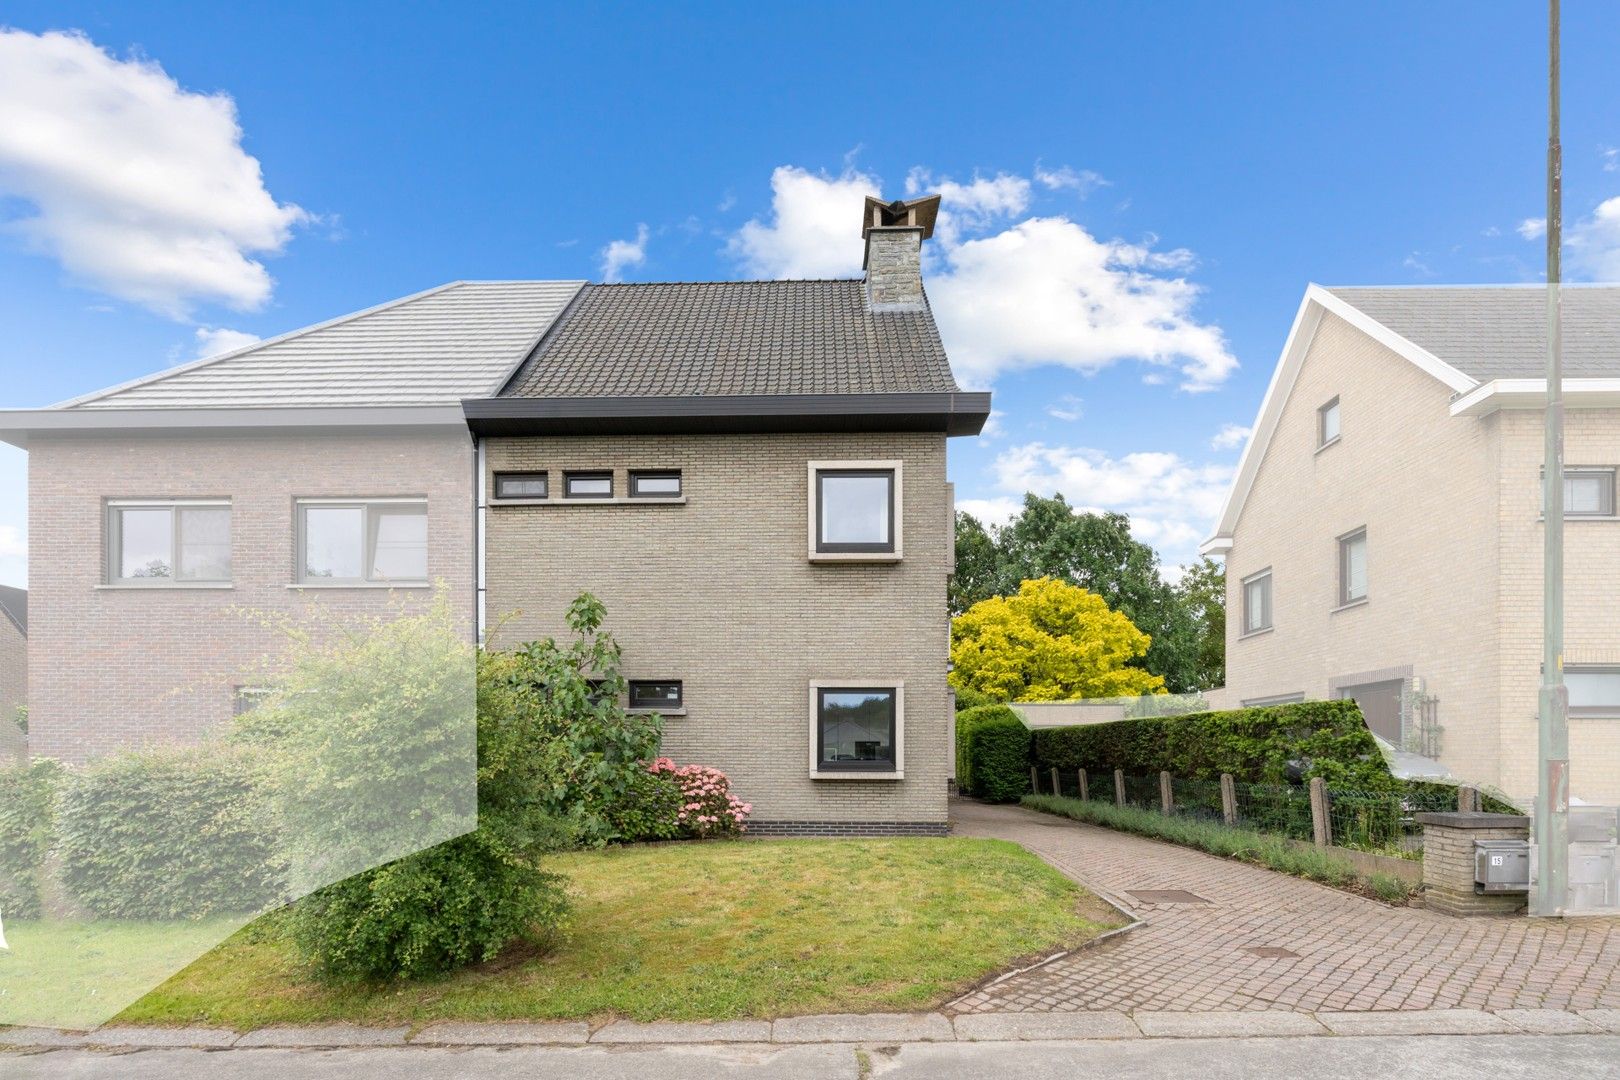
[[1338, 527, 1368, 606], [296, 498, 427, 584], [1544, 467, 1617, 517], [106, 500, 231, 584], [1318, 397, 1341, 448], [808, 460, 902, 559], [1567, 667, 1620, 718], [809, 681, 903, 778], [1241, 568, 1272, 634], [629, 470, 682, 499], [564, 471, 613, 499], [494, 472, 548, 499]]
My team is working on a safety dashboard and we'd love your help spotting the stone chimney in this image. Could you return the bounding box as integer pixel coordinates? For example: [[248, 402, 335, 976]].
[[862, 194, 940, 311]]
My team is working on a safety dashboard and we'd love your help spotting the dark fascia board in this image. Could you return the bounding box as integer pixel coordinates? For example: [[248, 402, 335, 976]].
[[461, 392, 993, 437], [0, 406, 468, 448]]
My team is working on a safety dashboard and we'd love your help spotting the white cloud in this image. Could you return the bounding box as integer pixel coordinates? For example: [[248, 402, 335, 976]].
[[0, 525, 23, 559], [1046, 395, 1084, 422], [727, 166, 878, 279], [194, 326, 259, 359], [600, 224, 649, 283], [1210, 422, 1252, 450], [987, 442, 1233, 567], [954, 496, 1023, 527], [0, 29, 307, 318], [1568, 196, 1620, 280], [1602, 146, 1619, 173], [1518, 217, 1547, 240], [1034, 165, 1109, 197], [979, 410, 1006, 439]]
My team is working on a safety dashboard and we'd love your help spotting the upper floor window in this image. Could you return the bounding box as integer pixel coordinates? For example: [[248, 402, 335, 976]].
[[564, 471, 613, 499], [1241, 569, 1272, 634], [1338, 527, 1368, 606], [1567, 666, 1620, 718], [297, 499, 427, 584], [1547, 467, 1617, 518], [1318, 397, 1341, 448], [629, 470, 682, 499], [494, 471, 548, 499], [811, 462, 899, 556], [107, 500, 231, 583]]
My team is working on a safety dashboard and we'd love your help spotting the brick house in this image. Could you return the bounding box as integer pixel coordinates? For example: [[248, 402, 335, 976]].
[[1202, 285, 1620, 805], [0, 585, 24, 761], [0, 194, 989, 834]]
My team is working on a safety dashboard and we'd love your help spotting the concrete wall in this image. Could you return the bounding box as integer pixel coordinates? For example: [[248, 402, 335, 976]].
[[26, 429, 474, 763], [483, 430, 952, 829], [1222, 312, 1505, 792], [0, 612, 24, 761]]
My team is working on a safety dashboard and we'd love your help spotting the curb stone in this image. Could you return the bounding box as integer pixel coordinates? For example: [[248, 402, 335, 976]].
[[0, 1028, 87, 1048], [84, 1026, 238, 1048], [592, 1020, 772, 1043], [1133, 1012, 1327, 1038], [413, 1021, 591, 1045], [1317, 1010, 1515, 1036], [1495, 1010, 1604, 1035], [953, 1013, 1140, 1041], [234, 1024, 411, 1047], [1577, 1009, 1620, 1033], [771, 1012, 955, 1043]]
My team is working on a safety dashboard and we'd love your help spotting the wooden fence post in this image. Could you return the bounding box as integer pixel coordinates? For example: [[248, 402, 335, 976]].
[[1078, 768, 1089, 802], [1050, 767, 1061, 797], [1220, 773, 1237, 826], [1113, 768, 1126, 807], [1159, 770, 1174, 814], [1030, 766, 1039, 795], [1457, 786, 1480, 813], [1309, 776, 1331, 848]]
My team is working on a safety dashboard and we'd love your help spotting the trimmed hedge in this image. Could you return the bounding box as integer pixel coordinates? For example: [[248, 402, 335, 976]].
[[0, 758, 63, 918], [1031, 700, 1394, 790], [959, 706, 1031, 803]]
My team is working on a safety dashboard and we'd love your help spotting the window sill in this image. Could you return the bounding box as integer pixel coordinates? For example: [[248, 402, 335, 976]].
[[808, 551, 903, 563], [811, 769, 904, 781], [1536, 515, 1620, 522], [1237, 626, 1274, 641], [287, 582, 432, 590], [492, 496, 687, 508], [96, 582, 233, 590], [1315, 436, 1342, 455], [627, 707, 686, 716], [1331, 598, 1369, 614]]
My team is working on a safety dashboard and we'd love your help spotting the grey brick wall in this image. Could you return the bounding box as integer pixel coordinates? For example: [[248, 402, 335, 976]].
[[484, 431, 952, 827], [27, 429, 474, 764]]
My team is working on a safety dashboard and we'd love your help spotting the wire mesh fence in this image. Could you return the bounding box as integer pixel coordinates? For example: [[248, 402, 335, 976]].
[[1232, 781, 1315, 842], [1171, 776, 1226, 823], [1121, 773, 1161, 811], [1326, 785, 1454, 858]]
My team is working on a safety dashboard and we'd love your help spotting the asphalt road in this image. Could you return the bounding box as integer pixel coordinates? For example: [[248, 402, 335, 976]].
[[5, 1035, 1617, 1079]]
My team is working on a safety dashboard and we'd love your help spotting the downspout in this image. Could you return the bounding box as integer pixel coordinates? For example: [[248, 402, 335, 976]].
[[474, 434, 488, 645]]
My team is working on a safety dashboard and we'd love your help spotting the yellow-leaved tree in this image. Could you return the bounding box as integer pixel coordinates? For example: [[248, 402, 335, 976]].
[[949, 577, 1166, 701]]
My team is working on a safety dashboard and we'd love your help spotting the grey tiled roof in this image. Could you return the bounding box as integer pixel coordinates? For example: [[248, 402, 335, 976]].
[[500, 280, 960, 398], [0, 585, 24, 635], [1327, 285, 1620, 381]]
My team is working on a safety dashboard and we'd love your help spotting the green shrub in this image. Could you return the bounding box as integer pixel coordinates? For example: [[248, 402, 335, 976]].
[[962, 709, 1031, 803], [606, 765, 684, 841], [955, 704, 1018, 794], [1031, 700, 1393, 789], [0, 758, 63, 918], [56, 744, 282, 919], [951, 685, 999, 713]]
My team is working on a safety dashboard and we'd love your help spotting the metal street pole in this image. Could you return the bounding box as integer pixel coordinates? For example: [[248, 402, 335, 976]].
[[1535, 0, 1570, 918]]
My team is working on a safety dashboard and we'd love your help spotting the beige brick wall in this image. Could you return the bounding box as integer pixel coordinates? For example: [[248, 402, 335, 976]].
[[27, 429, 474, 764], [1495, 407, 1620, 805], [0, 614, 24, 761], [483, 431, 952, 825], [1223, 313, 1504, 790]]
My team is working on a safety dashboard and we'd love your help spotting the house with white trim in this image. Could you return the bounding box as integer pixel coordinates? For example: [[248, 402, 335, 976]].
[[1203, 285, 1620, 805], [0, 195, 990, 834]]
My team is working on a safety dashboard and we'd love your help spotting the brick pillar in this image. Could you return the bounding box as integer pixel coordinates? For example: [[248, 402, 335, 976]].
[[1416, 812, 1531, 916]]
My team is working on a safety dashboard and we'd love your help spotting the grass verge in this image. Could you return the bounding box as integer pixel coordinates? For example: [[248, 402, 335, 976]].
[[1021, 794, 1416, 904], [112, 837, 1120, 1028]]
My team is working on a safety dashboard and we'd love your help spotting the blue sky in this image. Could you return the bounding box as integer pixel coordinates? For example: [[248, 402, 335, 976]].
[[2, 1, 1619, 588]]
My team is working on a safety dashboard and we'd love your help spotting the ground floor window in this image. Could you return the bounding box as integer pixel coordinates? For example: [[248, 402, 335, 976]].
[[812, 684, 900, 774], [1567, 667, 1620, 718], [629, 680, 682, 711]]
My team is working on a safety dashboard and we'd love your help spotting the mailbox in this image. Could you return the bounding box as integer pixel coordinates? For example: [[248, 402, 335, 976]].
[[1475, 838, 1530, 893], [1568, 842, 1617, 910]]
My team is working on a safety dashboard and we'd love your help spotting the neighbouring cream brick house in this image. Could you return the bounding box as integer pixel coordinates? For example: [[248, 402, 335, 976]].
[[0, 194, 989, 834], [1203, 285, 1620, 806]]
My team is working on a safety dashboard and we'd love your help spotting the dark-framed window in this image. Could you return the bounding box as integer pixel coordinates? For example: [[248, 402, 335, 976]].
[[629, 470, 682, 499], [629, 680, 683, 710], [1318, 397, 1341, 447], [494, 471, 548, 499], [816, 686, 896, 772], [564, 471, 613, 499], [233, 687, 272, 716], [815, 468, 895, 553], [1543, 467, 1617, 517], [1338, 527, 1367, 606], [1241, 569, 1272, 634]]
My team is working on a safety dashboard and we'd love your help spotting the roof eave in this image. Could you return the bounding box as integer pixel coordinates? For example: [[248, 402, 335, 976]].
[[1449, 378, 1620, 417], [461, 392, 993, 437], [0, 405, 469, 448]]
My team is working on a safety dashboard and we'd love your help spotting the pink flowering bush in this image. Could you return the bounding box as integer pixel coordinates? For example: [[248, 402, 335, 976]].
[[648, 757, 751, 838]]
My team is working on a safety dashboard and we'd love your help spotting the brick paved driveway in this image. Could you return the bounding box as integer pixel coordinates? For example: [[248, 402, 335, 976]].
[[950, 798, 1620, 1014]]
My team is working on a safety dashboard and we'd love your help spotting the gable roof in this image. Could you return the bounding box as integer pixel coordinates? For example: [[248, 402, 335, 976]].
[[61, 280, 584, 411], [500, 280, 960, 399], [1324, 285, 1620, 381], [0, 586, 24, 636]]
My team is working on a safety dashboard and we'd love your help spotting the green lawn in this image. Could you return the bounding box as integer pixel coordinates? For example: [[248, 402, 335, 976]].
[[113, 838, 1118, 1029]]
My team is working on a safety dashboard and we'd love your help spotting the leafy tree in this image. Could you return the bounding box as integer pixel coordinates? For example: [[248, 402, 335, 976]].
[[1175, 557, 1226, 690], [949, 577, 1166, 702], [951, 494, 1205, 691]]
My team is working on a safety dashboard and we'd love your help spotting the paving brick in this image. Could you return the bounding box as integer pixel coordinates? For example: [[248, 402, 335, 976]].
[[771, 1012, 954, 1043], [951, 1012, 1140, 1041]]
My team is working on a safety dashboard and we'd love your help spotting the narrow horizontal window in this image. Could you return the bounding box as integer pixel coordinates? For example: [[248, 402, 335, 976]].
[[1318, 397, 1341, 447], [564, 471, 613, 499], [1567, 667, 1620, 718], [297, 499, 427, 583], [1543, 467, 1617, 517], [1338, 528, 1367, 605], [816, 468, 895, 553], [494, 472, 548, 499], [816, 686, 896, 772], [1241, 569, 1272, 634], [629, 680, 683, 710], [107, 500, 231, 584], [233, 687, 272, 716], [629, 470, 682, 498]]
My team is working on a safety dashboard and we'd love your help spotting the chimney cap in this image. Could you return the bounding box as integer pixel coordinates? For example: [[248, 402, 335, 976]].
[[862, 194, 941, 240]]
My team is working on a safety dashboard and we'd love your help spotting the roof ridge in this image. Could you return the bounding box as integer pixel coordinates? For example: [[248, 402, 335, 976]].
[[587, 278, 864, 287]]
